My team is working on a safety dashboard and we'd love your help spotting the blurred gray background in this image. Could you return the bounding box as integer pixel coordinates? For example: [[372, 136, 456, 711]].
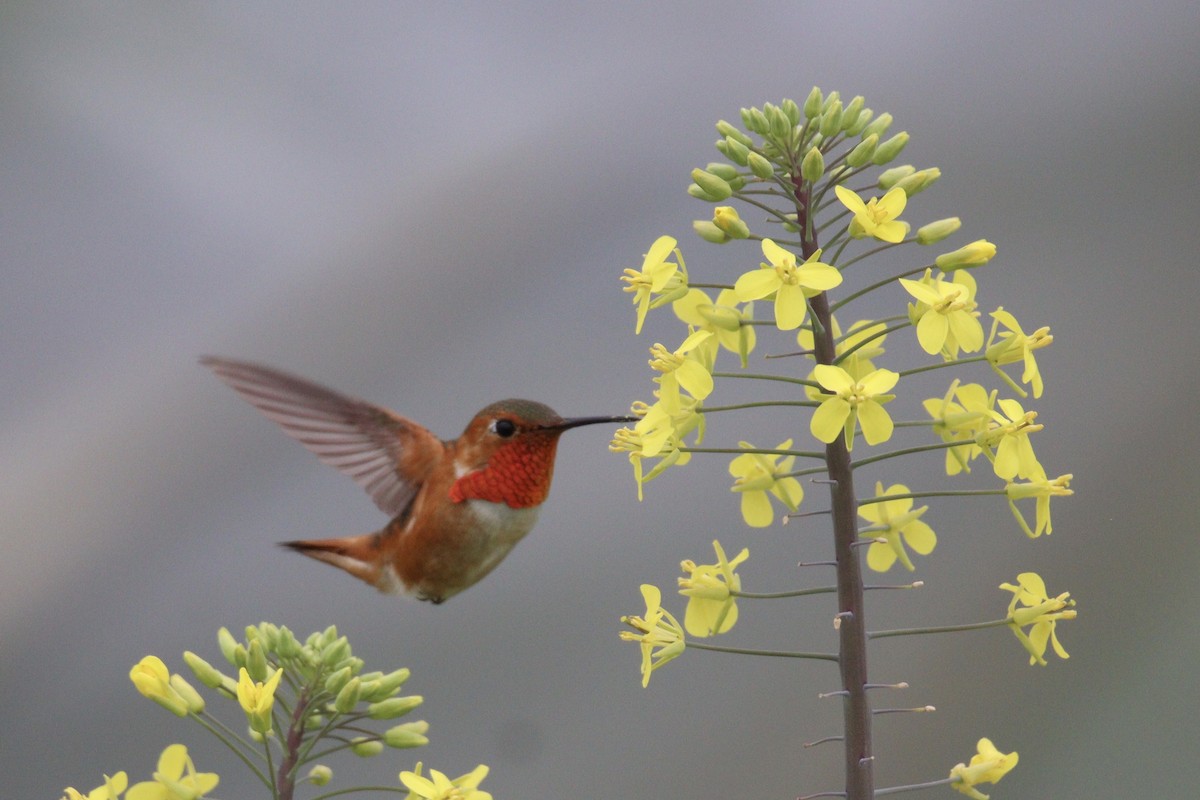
[[4, 2, 1198, 798]]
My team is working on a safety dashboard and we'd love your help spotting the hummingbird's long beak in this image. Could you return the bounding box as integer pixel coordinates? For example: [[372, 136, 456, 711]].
[[545, 414, 638, 432]]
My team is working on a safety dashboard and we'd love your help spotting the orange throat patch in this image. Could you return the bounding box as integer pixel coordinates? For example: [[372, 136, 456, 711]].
[[448, 436, 559, 508]]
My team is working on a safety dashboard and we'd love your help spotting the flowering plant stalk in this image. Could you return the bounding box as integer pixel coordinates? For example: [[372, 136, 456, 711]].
[[62, 623, 492, 800], [614, 88, 1075, 800]]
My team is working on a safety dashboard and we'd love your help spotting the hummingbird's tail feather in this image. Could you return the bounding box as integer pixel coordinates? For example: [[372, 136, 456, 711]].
[[280, 533, 397, 593]]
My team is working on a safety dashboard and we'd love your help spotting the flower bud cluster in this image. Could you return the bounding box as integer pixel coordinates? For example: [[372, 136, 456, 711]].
[[126, 622, 428, 798], [614, 88, 1075, 800]]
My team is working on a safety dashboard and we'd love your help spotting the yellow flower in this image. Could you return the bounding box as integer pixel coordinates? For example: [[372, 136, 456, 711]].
[[986, 307, 1052, 399], [648, 329, 714, 413], [1000, 572, 1076, 665], [1005, 472, 1073, 538], [977, 398, 1043, 481], [237, 666, 283, 734], [609, 401, 698, 500], [900, 269, 984, 357], [678, 540, 749, 637], [619, 584, 686, 687], [621, 235, 689, 334], [798, 317, 890, 405], [809, 365, 898, 449], [62, 773, 128, 800], [130, 656, 196, 717], [126, 744, 219, 800], [949, 738, 1018, 800], [858, 483, 936, 572], [728, 439, 804, 527], [712, 205, 750, 238], [923, 380, 993, 475], [936, 239, 997, 270], [834, 185, 908, 243], [733, 239, 842, 330], [674, 288, 756, 367], [399, 762, 491, 800]]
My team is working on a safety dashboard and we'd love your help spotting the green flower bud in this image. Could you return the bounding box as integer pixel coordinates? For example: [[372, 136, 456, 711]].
[[935, 239, 997, 269], [764, 103, 791, 139], [687, 184, 723, 203], [351, 737, 385, 757], [217, 627, 239, 666], [372, 667, 412, 696], [319, 636, 350, 666], [368, 695, 424, 720], [307, 765, 333, 786], [741, 106, 769, 135], [716, 120, 753, 147], [257, 622, 281, 651], [320, 625, 339, 645], [841, 96, 865, 131], [275, 626, 301, 658], [355, 671, 381, 696], [845, 134, 879, 168], [801, 146, 825, 182], [844, 108, 873, 136], [878, 165, 916, 189], [700, 165, 739, 190], [704, 162, 738, 181], [892, 167, 941, 197], [334, 677, 362, 714], [862, 111, 893, 139], [819, 100, 843, 138], [820, 90, 840, 113], [692, 220, 728, 244], [332, 656, 364, 676], [323, 666, 353, 695], [246, 640, 269, 683], [803, 86, 824, 119], [690, 168, 733, 201], [712, 206, 750, 239], [383, 721, 430, 749], [872, 131, 910, 165], [169, 673, 206, 714], [738, 107, 753, 129], [916, 217, 962, 245], [183, 651, 227, 690], [718, 136, 750, 166], [747, 152, 774, 180], [781, 98, 801, 126]]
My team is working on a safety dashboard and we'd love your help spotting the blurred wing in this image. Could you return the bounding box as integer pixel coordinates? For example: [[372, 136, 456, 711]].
[[201, 356, 442, 516]]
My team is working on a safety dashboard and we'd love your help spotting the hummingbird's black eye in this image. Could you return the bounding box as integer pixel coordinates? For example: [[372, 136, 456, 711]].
[[491, 418, 517, 438]]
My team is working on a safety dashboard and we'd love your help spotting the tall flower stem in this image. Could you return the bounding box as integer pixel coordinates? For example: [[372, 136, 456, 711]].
[[276, 686, 311, 800], [797, 175, 874, 800]]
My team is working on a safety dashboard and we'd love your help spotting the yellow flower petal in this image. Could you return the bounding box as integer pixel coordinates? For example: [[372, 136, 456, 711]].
[[857, 401, 894, 445], [734, 268, 779, 301], [810, 397, 849, 443], [915, 310, 949, 354], [774, 283, 808, 330]]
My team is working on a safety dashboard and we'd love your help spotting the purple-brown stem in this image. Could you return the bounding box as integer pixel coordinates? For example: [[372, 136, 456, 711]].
[[275, 687, 310, 800], [794, 173, 874, 800]]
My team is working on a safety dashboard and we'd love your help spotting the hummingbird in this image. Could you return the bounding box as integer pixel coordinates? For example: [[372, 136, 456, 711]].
[[202, 356, 633, 603]]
